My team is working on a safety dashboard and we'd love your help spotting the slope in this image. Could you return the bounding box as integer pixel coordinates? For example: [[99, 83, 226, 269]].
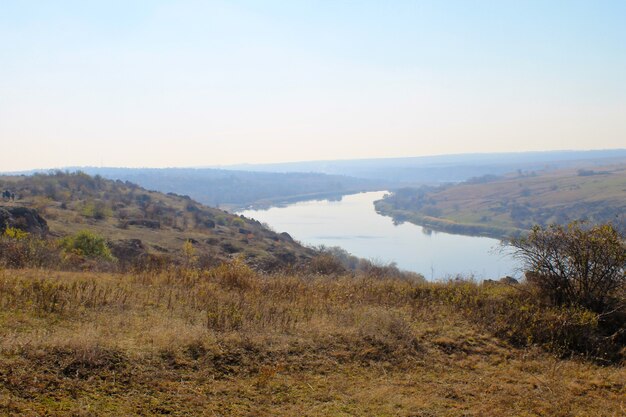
[[0, 171, 315, 270], [375, 163, 626, 239]]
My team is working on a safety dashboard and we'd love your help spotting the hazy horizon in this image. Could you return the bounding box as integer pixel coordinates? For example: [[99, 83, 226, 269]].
[[2, 1, 625, 171], [3, 148, 625, 174]]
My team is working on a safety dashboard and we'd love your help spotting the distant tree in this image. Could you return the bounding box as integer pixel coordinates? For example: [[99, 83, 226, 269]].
[[81, 200, 109, 220], [508, 222, 625, 313], [577, 169, 596, 177], [231, 217, 245, 227]]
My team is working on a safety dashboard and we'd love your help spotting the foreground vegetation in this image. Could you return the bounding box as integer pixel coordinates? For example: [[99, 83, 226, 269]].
[[0, 265, 624, 416], [376, 164, 626, 238]]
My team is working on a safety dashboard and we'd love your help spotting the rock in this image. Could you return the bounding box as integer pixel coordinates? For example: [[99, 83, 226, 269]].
[[483, 276, 519, 286], [0, 206, 49, 236], [274, 250, 297, 264], [279, 232, 293, 242], [109, 239, 146, 263], [220, 242, 240, 254], [123, 219, 161, 229], [151, 245, 169, 253], [499, 276, 519, 285]]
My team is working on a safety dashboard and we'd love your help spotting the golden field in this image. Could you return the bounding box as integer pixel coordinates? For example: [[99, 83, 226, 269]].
[[0, 265, 623, 416]]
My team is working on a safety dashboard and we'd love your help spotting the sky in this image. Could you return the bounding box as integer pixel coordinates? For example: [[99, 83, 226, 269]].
[[1, 0, 625, 171]]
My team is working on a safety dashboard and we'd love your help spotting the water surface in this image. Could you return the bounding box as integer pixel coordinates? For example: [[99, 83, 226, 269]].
[[239, 191, 519, 280]]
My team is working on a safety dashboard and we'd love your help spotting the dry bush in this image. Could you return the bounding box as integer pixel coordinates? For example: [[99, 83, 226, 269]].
[[0, 234, 61, 269], [308, 253, 347, 275], [414, 281, 625, 363], [209, 257, 258, 290], [509, 222, 625, 314]]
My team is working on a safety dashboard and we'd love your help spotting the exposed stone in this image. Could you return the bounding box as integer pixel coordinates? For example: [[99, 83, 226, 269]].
[[499, 276, 519, 285], [0, 206, 49, 236], [123, 219, 161, 229], [220, 242, 240, 254], [109, 239, 146, 264]]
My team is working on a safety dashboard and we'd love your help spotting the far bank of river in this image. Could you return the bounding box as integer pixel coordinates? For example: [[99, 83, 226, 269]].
[[239, 191, 520, 280]]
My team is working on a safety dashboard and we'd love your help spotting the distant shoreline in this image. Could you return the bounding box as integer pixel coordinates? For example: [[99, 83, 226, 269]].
[[231, 188, 380, 212], [373, 200, 523, 241]]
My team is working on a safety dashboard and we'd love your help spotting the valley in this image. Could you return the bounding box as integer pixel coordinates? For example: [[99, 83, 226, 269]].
[[3, 1, 626, 414]]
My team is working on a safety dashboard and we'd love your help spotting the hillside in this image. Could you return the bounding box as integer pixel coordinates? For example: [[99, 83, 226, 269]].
[[70, 168, 386, 210], [0, 172, 315, 270], [375, 163, 626, 239]]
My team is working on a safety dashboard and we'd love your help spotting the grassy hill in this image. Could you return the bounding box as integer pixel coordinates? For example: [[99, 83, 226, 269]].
[[375, 163, 626, 239], [0, 172, 316, 270]]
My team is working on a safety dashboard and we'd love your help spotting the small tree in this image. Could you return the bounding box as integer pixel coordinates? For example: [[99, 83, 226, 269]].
[[61, 230, 115, 261], [182, 239, 198, 268], [508, 222, 625, 313]]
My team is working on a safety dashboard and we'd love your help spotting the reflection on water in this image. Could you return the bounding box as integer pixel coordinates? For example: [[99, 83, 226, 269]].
[[239, 191, 519, 280]]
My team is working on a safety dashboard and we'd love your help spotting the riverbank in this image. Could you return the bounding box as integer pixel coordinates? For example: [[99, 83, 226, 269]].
[[226, 189, 377, 212], [374, 199, 525, 240], [373, 164, 626, 240]]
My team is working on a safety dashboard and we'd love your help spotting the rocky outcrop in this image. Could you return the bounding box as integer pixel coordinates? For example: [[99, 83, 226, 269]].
[[109, 239, 146, 264], [123, 219, 161, 229], [483, 276, 520, 286], [279, 232, 293, 242], [499, 276, 519, 285], [0, 206, 49, 236]]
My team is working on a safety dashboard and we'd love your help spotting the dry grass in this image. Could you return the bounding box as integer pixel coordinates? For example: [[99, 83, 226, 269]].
[[0, 266, 624, 416]]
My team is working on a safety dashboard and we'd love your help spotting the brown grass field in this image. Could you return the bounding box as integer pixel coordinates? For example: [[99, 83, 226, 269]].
[[0, 265, 623, 416]]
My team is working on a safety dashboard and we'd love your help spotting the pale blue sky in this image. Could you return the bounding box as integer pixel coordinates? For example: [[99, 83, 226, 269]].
[[1, 1, 625, 170]]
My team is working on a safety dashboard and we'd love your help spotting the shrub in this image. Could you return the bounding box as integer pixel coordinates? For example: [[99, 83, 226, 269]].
[[61, 230, 115, 261], [508, 222, 625, 314], [230, 217, 245, 227], [182, 239, 198, 268], [309, 253, 346, 275], [81, 200, 110, 220], [0, 230, 61, 268], [3, 227, 29, 240]]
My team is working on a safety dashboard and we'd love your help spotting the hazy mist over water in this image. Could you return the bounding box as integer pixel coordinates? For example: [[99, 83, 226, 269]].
[[240, 191, 519, 279]]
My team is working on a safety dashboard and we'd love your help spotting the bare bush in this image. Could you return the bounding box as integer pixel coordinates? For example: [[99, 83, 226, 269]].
[[508, 222, 625, 314]]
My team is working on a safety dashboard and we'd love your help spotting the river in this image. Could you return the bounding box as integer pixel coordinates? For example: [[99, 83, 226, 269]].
[[238, 191, 519, 280]]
